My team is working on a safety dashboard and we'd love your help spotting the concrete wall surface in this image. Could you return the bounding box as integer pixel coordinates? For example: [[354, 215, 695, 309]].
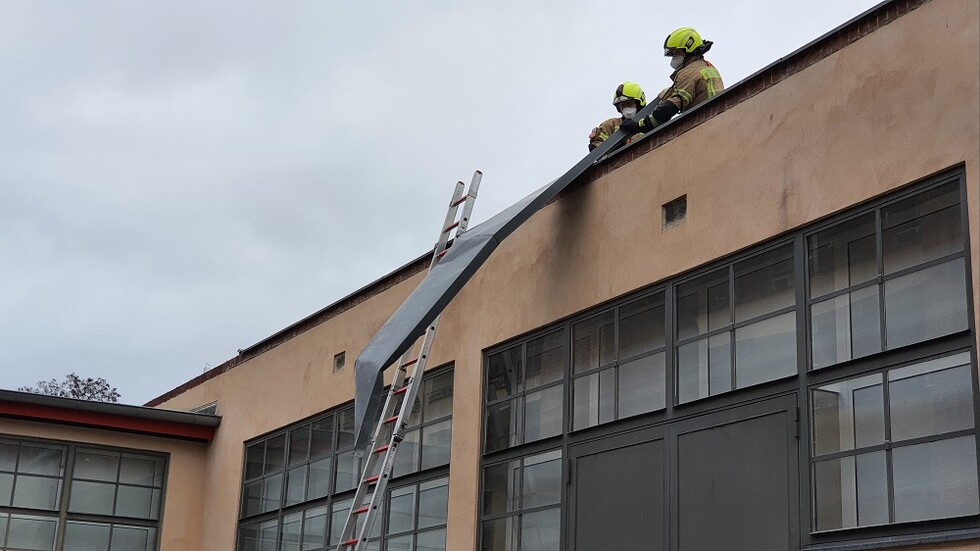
[[151, 0, 979, 549]]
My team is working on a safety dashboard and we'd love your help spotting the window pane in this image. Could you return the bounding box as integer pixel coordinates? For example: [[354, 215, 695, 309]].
[[417, 478, 449, 530], [884, 259, 968, 348], [572, 371, 614, 431], [241, 480, 263, 518], [734, 244, 795, 322], [75, 450, 119, 482], [0, 441, 17, 470], [520, 508, 560, 551], [810, 286, 881, 369], [265, 434, 286, 475], [262, 474, 282, 514], [423, 371, 454, 423], [892, 436, 979, 522], [619, 294, 666, 359], [0, 472, 12, 506], [7, 514, 57, 550], [813, 452, 888, 531], [337, 408, 356, 450], [258, 519, 278, 551], [808, 212, 877, 298], [812, 374, 885, 455], [881, 182, 962, 274], [421, 420, 452, 470], [482, 460, 520, 515], [524, 385, 563, 442], [677, 339, 706, 404], [387, 486, 416, 535], [285, 466, 307, 506], [116, 485, 158, 519], [416, 528, 446, 551], [289, 427, 311, 467], [111, 525, 156, 551], [525, 331, 566, 389], [619, 352, 665, 418], [281, 512, 302, 551], [70, 480, 115, 515], [481, 517, 516, 551], [573, 311, 615, 374], [244, 443, 265, 480], [485, 399, 520, 453], [522, 456, 561, 509], [303, 507, 328, 550], [888, 355, 975, 441], [119, 455, 163, 486], [392, 429, 420, 478], [735, 312, 797, 388], [13, 476, 60, 510], [307, 458, 331, 501], [329, 499, 352, 546], [310, 416, 334, 459], [64, 521, 110, 551], [334, 451, 360, 494], [387, 533, 413, 551], [677, 268, 730, 340], [487, 348, 522, 402]]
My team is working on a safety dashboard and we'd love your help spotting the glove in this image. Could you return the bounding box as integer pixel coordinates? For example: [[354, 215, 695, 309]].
[[619, 117, 642, 134]]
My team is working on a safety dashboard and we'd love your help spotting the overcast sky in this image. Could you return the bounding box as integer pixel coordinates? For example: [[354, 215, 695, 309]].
[[0, 1, 883, 406]]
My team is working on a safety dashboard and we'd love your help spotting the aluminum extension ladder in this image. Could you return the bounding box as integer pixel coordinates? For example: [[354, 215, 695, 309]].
[[335, 170, 482, 551]]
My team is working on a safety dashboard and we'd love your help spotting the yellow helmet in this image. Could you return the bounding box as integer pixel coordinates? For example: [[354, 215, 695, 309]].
[[613, 81, 646, 108], [664, 27, 704, 56]]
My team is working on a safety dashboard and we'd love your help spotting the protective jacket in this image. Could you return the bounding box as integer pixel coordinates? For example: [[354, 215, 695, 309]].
[[659, 57, 723, 113], [588, 117, 643, 151]]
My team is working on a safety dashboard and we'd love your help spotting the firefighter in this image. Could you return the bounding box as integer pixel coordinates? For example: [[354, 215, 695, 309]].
[[588, 81, 647, 151], [620, 27, 724, 135]]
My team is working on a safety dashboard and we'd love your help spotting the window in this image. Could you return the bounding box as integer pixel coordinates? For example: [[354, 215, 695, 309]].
[[485, 332, 565, 452], [331, 476, 449, 551], [807, 181, 968, 369], [572, 292, 666, 430], [676, 242, 797, 403], [0, 438, 165, 551], [482, 450, 562, 551], [238, 368, 453, 551], [811, 352, 978, 531], [479, 170, 977, 549]]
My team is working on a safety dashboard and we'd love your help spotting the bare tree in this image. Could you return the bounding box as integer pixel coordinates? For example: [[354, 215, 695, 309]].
[[19, 373, 121, 403]]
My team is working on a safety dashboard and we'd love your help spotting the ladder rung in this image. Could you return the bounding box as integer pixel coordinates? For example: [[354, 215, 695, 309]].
[[401, 357, 419, 368], [383, 415, 399, 424], [436, 249, 449, 258], [374, 444, 390, 454], [393, 385, 410, 395], [451, 195, 468, 207], [365, 475, 381, 485], [342, 538, 360, 546], [353, 506, 369, 515], [443, 220, 460, 232]]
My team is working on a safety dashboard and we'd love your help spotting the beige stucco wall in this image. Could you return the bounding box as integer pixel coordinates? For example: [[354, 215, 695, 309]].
[[0, 418, 208, 551], [153, 0, 980, 549]]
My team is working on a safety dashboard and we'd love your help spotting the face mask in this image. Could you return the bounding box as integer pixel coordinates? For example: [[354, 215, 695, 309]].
[[620, 106, 637, 118], [670, 55, 685, 69]]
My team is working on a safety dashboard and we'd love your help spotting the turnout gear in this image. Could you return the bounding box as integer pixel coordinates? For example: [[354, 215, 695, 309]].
[[659, 58, 723, 113], [588, 117, 644, 151]]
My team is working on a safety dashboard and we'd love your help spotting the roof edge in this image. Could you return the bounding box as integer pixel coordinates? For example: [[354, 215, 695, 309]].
[[1, 389, 220, 442]]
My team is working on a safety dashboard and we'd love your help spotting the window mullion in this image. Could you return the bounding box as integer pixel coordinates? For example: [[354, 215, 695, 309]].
[[881, 370, 896, 524]]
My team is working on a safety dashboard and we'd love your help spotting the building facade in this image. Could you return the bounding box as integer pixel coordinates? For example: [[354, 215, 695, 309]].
[[2, 0, 979, 549]]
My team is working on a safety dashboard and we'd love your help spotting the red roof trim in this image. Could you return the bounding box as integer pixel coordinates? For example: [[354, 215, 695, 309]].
[[0, 400, 216, 442]]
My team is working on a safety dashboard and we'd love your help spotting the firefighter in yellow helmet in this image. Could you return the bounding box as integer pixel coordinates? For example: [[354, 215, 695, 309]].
[[588, 81, 647, 151], [620, 27, 724, 135]]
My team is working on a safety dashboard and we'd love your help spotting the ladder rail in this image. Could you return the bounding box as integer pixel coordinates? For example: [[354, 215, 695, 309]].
[[335, 171, 480, 551]]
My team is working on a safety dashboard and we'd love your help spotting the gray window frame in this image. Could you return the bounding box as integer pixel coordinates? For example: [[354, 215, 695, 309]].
[[478, 166, 979, 551], [0, 435, 166, 551], [237, 365, 454, 551]]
